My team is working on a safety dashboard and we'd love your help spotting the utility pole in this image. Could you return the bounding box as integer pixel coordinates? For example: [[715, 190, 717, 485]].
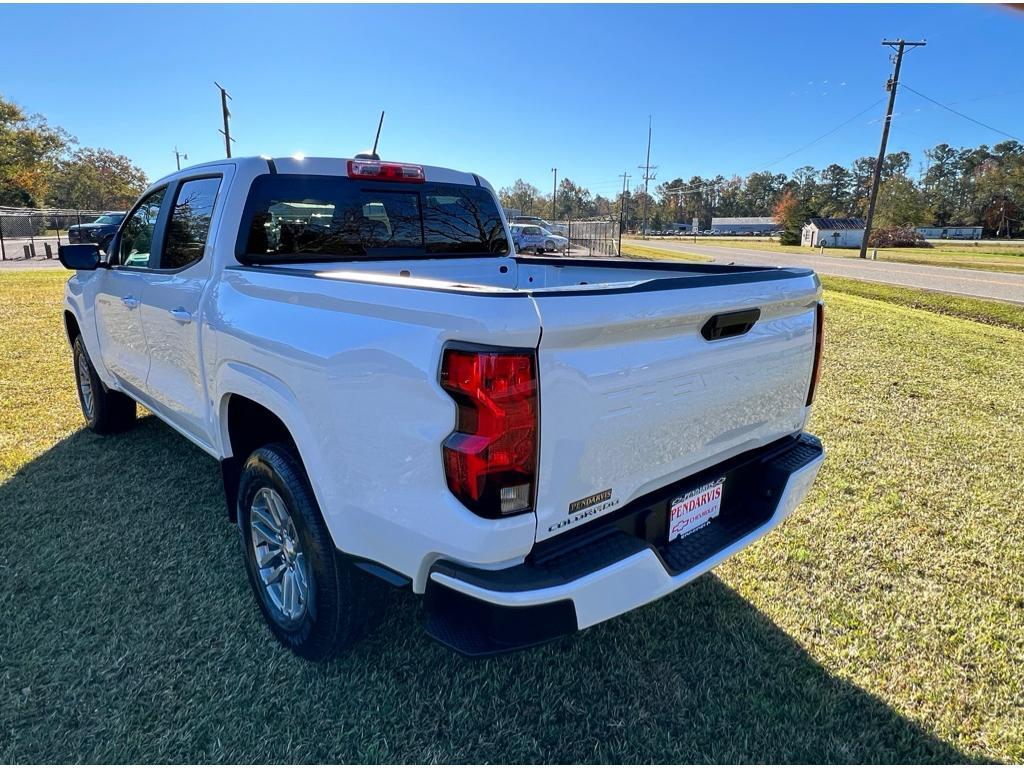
[[618, 171, 631, 254], [859, 39, 926, 259], [215, 81, 235, 158], [551, 168, 558, 221], [638, 116, 657, 238], [1001, 190, 1009, 238], [173, 147, 188, 171]]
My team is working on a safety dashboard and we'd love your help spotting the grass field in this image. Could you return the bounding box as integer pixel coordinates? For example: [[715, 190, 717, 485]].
[[2, 270, 1023, 762], [645, 235, 1024, 274], [620, 242, 714, 262]]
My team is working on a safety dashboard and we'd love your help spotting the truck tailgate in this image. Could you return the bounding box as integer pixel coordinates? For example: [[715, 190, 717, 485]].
[[532, 270, 820, 541]]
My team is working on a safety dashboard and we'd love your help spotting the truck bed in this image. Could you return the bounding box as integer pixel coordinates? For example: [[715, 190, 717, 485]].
[[226, 255, 821, 546]]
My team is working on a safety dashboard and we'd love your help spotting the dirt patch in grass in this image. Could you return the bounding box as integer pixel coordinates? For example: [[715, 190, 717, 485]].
[[1, 270, 1022, 762]]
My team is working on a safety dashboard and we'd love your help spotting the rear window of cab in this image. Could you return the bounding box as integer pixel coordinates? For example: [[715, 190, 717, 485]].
[[236, 174, 509, 262]]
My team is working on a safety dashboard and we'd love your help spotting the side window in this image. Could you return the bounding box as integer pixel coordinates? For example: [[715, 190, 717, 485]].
[[118, 188, 167, 268], [162, 177, 222, 270]]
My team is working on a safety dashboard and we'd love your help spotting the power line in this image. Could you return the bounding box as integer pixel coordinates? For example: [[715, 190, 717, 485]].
[[532, 95, 886, 201], [899, 82, 1021, 142], [755, 98, 886, 172], [656, 97, 886, 198]]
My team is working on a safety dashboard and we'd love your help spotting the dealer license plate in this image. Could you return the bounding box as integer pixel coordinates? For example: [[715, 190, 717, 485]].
[[668, 477, 725, 543]]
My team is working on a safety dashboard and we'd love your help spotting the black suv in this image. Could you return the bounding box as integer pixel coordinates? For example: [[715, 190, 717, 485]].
[[67, 212, 126, 251]]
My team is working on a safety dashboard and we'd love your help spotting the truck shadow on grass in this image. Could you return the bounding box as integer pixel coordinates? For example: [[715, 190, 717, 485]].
[[2, 418, 972, 763]]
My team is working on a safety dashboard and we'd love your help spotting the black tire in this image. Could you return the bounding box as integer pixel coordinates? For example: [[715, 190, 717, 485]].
[[545, 239, 555, 251], [72, 335, 136, 434], [237, 443, 380, 660]]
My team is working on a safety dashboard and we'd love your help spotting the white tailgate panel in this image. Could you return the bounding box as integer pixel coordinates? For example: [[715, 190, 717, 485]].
[[532, 277, 819, 541]]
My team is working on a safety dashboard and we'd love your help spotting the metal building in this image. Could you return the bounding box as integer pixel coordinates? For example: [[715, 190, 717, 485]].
[[710, 217, 777, 234], [916, 226, 983, 240]]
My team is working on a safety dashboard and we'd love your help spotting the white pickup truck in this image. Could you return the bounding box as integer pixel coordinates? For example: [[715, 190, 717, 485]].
[[59, 155, 825, 660]]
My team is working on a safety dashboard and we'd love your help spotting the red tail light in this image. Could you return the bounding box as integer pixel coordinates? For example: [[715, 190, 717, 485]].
[[806, 302, 825, 406], [440, 347, 538, 518], [347, 159, 425, 183]]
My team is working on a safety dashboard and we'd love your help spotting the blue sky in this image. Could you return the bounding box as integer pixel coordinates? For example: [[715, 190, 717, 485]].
[[3, 4, 1022, 197]]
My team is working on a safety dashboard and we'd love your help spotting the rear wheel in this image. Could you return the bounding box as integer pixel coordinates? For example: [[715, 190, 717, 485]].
[[238, 442, 380, 660], [73, 335, 136, 434]]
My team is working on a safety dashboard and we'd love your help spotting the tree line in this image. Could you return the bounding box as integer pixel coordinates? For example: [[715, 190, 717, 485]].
[[0, 94, 148, 211], [499, 141, 1023, 238]]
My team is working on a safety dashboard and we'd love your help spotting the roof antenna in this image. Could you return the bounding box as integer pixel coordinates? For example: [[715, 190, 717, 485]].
[[355, 111, 385, 161]]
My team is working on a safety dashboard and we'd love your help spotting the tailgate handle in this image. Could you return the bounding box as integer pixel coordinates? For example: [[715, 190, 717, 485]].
[[701, 308, 761, 341]]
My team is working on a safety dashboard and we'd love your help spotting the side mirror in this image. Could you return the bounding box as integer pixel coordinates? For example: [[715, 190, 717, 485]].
[[58, 243, 102, 271]]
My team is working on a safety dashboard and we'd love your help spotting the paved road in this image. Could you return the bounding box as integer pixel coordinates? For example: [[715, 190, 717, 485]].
[[0, 236, 65, 269], [627, 239, 1024, 305]]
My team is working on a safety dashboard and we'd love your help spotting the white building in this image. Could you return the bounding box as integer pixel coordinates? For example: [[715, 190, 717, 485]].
[[916, 226, 983, 240], [801, 217, 865, 248]]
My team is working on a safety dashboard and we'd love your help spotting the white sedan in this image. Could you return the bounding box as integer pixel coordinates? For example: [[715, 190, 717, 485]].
[[511, 224, 569, 254]]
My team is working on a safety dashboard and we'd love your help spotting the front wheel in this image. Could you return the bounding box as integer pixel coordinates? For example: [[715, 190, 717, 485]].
[[73, 335, 136, 434], [545, 240, 555, 251], [238, 443, 381, 660]]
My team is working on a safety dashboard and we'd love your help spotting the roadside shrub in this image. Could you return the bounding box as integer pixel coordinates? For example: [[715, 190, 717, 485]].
[[868, 226, 932, 248]]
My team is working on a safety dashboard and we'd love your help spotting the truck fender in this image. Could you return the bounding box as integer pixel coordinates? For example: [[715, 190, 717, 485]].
[[213, 361, 327, 523], [63, 294, 118, 391]]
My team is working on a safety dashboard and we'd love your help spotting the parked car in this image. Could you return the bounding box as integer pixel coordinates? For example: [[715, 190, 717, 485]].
[[59, 155, 825, 660], [512, 224, 568, 254], [67, 212, 126, 251], [510, 215, 568, 238]]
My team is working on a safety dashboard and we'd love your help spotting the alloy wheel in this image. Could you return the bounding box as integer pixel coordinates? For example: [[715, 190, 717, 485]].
[[76, 353, 95, 422], [249, 487, 311, 623]]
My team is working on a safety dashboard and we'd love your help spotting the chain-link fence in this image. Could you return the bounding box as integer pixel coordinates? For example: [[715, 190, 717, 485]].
[[0, 207, 106, 260], [563, 218, 620, 257]]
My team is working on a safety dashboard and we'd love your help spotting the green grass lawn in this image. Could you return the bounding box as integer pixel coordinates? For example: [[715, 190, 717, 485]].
[[641, 236, 1024, 274], [2, 270, 1023, 762], [621, 242, 713, 262]]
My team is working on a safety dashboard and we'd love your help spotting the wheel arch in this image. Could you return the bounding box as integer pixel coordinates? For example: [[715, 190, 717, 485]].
[[64, 310, 81, 345], [215, 364, 320, 524]]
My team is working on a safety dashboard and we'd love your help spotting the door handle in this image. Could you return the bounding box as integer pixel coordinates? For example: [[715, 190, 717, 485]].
[[169, 307, 192, 324], [701, 308, 761, 341], [121, 295, 140, 309]]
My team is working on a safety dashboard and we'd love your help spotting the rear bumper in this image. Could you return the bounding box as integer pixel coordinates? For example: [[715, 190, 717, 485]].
[[425, 433, 824, 656]]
